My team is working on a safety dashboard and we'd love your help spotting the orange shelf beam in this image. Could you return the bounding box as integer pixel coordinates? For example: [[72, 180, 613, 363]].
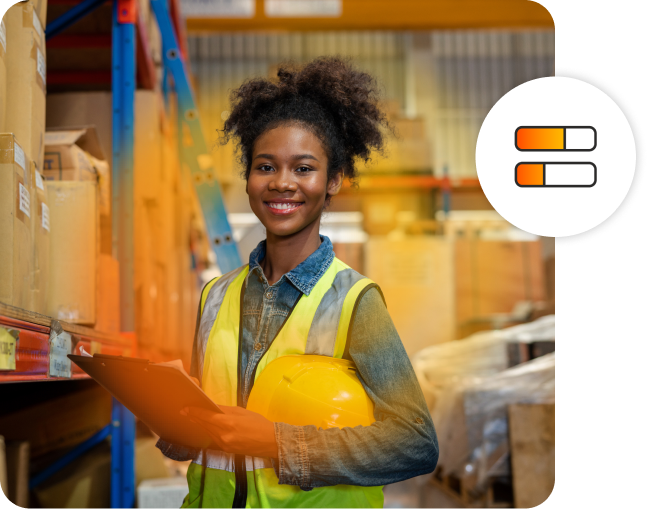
[[187, 0, 554, 32]]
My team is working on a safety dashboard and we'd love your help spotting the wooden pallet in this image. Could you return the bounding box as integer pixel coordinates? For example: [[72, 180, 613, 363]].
[[430, 469, 513, 509]]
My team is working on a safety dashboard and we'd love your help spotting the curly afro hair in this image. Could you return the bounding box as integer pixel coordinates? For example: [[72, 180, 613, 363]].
[[220, 56, 391, 185]]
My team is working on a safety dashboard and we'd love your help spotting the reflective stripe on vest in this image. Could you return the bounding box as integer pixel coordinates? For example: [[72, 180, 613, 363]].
[[184, 258, 384, 508]]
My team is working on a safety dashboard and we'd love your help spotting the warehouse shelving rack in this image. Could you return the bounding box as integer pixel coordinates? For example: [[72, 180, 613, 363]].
[[0, 0, 240, 506]]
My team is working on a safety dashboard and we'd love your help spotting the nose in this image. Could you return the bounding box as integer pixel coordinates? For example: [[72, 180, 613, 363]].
[[268, 167, 297, 193]]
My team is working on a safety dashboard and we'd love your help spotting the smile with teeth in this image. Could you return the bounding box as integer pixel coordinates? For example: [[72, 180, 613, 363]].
[[266, 202, 303, 210]]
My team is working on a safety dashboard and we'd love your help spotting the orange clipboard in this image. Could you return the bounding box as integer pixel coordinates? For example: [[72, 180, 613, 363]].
[[69, 353, 222, 449]]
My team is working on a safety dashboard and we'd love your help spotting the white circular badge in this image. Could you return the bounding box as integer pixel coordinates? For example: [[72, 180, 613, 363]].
[[476, 77, 635, 237]]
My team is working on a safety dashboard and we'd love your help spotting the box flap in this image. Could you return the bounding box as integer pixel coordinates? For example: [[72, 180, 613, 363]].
[[45, 129, 86, 148], [46, 126, 107, 161]]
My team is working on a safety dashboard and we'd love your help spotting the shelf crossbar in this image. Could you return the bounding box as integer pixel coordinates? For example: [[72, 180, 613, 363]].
[[45, 0, 110, 40]]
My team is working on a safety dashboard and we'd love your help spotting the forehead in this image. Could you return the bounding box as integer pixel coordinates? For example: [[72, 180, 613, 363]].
[[253, 123, 327, 158]]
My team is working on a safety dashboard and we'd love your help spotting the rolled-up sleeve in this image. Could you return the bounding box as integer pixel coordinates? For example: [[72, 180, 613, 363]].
[[272, 287, 439, 489]]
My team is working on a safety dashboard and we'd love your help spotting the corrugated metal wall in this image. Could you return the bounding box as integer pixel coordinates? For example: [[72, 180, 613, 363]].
[[188, 30, 554, 179]]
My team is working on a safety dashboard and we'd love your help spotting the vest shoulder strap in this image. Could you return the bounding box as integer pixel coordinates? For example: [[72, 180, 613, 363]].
[[304, 261, 382, 359]]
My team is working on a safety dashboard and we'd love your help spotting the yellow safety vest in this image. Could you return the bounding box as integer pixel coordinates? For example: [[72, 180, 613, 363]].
[[182, 257, 385, 508]]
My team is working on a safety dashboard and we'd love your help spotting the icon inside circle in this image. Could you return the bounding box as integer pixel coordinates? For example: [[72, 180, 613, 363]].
[[515, 126, 597, 151], [515, 126, 597, 188], [515, 162, 597, 188]]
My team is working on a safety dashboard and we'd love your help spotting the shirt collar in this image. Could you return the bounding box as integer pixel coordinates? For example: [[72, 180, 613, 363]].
[[248, 235, 335, 296]]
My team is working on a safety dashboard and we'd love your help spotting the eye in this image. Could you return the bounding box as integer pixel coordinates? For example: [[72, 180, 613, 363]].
[[258, 164, 274, 172], [295, 166, 313, 173]]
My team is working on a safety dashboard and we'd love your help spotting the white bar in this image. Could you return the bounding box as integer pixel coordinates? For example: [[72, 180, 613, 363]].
[[545, 163, 596, 186], [565, 127, 596, 150]]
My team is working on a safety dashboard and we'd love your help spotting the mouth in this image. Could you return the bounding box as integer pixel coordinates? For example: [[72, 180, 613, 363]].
[[264, 201, 304, 216]]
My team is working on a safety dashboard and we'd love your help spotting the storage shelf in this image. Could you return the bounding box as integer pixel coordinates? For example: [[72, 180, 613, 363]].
[[342, 174, 481, 191], [0, 302, 133, 383]]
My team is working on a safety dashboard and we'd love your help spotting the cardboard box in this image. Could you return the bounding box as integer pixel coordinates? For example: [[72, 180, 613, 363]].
[[365, 237, 455, 355], [33, 0, 48, 26], [5, 0, 46, 171], [95, 254, 120, 333], [46, 181, 98, 324], [393, 117, 426, 140], [138, 478, 189, 509], [46, 92, 113, 168], [0, 134, 32, 309], [4, 441, 28, 507], [30, 163, 49, 314], [0, 20, 7, 133], [454, 240, 546, 332], [44, 126, 113, 255], [43, 127, 103, 181]]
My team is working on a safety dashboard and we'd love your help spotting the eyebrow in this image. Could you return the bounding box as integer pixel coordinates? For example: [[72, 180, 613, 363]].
[[253, 153, 320, 162]]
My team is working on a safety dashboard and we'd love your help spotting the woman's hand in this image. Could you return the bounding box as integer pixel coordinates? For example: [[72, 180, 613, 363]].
[[182, 405, 279, 458]]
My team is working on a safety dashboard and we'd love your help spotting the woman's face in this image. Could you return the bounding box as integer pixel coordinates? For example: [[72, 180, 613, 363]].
[[247, 124, 342, 237]]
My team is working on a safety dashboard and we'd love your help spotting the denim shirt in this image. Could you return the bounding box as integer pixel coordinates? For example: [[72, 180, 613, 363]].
[[159, 236, 439, 489]]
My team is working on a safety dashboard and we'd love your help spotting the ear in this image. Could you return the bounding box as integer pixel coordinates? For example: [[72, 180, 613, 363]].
[[327, 170, 344, 198]]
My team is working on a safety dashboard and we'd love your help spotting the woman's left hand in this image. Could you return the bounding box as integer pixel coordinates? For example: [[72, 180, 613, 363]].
[[182, 405, 279, 458]]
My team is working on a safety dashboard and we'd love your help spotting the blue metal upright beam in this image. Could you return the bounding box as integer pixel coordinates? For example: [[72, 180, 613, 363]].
[[111, 399, 136, 508], [112, 0, 136, 332], [151, 0, 242, 273], [112, 2, 137, 505]]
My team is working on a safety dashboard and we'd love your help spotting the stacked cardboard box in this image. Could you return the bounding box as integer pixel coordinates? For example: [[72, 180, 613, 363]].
[[46, 93, 114, 253], [4, 0, 46, 172], [359, 99, 431, 173], [0, 134, 32, 309], [30, 163, 49, 314], [454, 239, 546, 338], [43, 126, 119, 329], [45, 180, 98, 323], [364, 237, 455, 355], [0, 20, 7, 133]]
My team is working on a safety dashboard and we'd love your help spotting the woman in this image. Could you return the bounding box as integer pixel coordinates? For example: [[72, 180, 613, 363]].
[[159, 57, 438, 508]]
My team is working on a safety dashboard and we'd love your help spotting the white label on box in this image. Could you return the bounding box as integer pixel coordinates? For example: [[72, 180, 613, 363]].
[[35, 170, 44, 190], [37, 47, 46, 84], [14, 143, 25, 171], [33, 9, 44, 42], [49, 329, 72, 378], [0, 20, 6, 53], [42, 202, 50, 231], [18, 182, 30, 217]]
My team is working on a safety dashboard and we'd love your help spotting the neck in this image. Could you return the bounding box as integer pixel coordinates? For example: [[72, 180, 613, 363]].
[[262, 217, 322, 285]]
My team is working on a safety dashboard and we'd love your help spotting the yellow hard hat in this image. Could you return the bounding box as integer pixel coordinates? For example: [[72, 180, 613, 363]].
[[246, 355, 375, 430]]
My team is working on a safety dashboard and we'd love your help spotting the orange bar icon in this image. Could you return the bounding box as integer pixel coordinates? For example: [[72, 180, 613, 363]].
[[516, 164, 544, 186], [516, 128, 564, 150]]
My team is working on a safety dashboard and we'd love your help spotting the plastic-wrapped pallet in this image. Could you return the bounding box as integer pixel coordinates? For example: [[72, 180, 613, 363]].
[[411, 315, 555, 476], [440, 352, 556, 490], [137, 477, 189, 508]]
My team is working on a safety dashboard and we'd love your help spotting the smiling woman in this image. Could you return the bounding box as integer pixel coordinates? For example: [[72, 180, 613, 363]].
[[157, 57, 439, 509]]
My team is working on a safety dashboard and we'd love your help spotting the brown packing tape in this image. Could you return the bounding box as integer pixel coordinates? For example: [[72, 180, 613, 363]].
[[30, 40, 46, 93], [0, 135, 15, 163], [21, 1, 44, 46]]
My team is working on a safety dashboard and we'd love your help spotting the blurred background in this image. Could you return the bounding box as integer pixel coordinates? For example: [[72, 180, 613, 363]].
[[0, 0, 555, 507]]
